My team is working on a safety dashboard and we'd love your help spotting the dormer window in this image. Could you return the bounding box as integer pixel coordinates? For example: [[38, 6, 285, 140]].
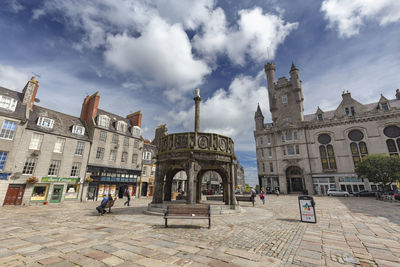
[[282, 95, 287, 103], [380, 102, 389, 111], [317, 114, 323, 121], [0, 95, 17, 112], [98, 115, 110, 128], [72, 125, 85, 135], [37, 117, 54, 129], [116, 121, 127, 132], [345, 107, 349, 116], [350, 106, 355, 116], [132, 126, 141, 137]]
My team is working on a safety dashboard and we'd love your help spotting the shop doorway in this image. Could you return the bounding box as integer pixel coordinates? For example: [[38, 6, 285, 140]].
[[3, 184, 25, 205], [286, 166, 304, 193], [141, 182, 148, 197], [50, 185, 64, 203], [87, 186, 97, 200]]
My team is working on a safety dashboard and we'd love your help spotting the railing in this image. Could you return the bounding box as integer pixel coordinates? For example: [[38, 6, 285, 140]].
[[158, 132, 234, 156]]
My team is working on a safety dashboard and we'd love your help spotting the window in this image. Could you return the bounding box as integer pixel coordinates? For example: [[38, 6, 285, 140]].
[[31, 185, 48, 201], [116, 121, 127, 132], [384, 125, 400, 156], [48, 160, 61, 176], [142, 166, 147, 176], [345, 107, 349, 116], [151, 166, 155, 175], [65, 184, 79, 199], [29, 133, 43, 150], [53, 138, 65, 153], [0, 120, 17, 140], [96, 147, 104, 159], [0, 95, 17, 112], [72, 125, 85, 135], [269, 162, 273, 172], [381, 102, 389, 111], [143, 151, 151, 160], [132, 154, 138, 165], [123, 137, 129, 146], [112, 134, 119, 145], [132, 126, 141, 137], [262, 163, 265, 172], [22, 157, 37, 175], [282, 95, 287, 103], [99, 131, 107, 141], [260, 137, 263, 145], [268, 148, 272, 158], [121, 152, 128, 162], [283, 144, 300, 155], [261, 149, 264, 157], [70, 162, 81, 177], [109, 150, 117, 161], [350, 142, 368, 166], [37, 117, 54, 128], [134, 140, 139, 148], [98, 115, 110, 128], [267, 135, 271, 144], [281, 131, 297, 142], [317, 114, 323, 121], [75, 141, 85, 155], [0, 151, 7, 171], [350, 107, 355, 116]]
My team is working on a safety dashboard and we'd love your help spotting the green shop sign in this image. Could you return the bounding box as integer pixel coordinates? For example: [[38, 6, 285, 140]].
[[41, 177, 79, 183]]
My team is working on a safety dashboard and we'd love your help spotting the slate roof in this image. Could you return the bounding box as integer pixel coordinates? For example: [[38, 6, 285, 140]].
[[304, 97, 400, 122], [27, 105, 90, 141], [0, 86, 27, 120], [142, 143, 158, 165], [95, 109, 139, 137]]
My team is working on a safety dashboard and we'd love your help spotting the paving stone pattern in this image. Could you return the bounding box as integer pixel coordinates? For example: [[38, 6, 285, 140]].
[[1, 195, 400, 266]]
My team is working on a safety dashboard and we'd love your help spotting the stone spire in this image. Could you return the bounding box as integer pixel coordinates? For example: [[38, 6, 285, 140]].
[[290, 62, 298, 72], [255, 103, 263, 118]]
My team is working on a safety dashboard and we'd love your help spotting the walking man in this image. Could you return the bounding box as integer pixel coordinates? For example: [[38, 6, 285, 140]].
[[124, 188, 131, 206]]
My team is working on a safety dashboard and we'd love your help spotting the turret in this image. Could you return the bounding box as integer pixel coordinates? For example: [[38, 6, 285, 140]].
[[255, 103, 264, 131], [264, 62, 277, 114], [289, 62, 301, 89]]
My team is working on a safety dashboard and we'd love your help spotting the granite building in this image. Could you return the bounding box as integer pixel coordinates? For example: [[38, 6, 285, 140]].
[[80, 93, 143, 200], [254, 62, 400, 194], [139, 141, 157, 197]]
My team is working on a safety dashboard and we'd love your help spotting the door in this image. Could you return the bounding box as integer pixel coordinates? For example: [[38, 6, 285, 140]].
[[3, 185, 25, 205], [141, 182, 148, 196], [319, 185, 329, 195], [50, 185, 64, 203], [87, 186, 97, 200], [291, 178, 304, 192]]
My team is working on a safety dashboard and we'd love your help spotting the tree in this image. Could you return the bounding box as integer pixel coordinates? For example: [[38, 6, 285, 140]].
[[355, 154, 400, 190]]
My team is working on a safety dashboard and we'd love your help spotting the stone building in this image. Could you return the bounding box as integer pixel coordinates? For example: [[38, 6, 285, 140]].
[[80, 93, 143, 200], [139, 141, 157, 197], [254, 62, 400, 194], [1, 78, 91, 205]]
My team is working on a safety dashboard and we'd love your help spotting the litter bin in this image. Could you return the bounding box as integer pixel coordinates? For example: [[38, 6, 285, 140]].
[[298, 195, 316, 223]]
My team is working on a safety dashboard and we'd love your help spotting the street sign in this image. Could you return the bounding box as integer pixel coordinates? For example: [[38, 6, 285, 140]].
[[298, 195, 316, 223]]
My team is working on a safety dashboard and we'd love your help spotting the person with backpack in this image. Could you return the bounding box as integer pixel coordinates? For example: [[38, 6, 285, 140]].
[[260, 187, 266, 205]]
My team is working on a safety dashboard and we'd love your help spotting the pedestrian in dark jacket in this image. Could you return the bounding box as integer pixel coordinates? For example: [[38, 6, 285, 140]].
[[124, 189, 131, 206], [96, 195, 109, 215]]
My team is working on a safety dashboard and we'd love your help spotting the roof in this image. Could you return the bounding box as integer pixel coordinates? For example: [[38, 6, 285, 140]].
[[27, 105, 90, 141], [96, 109, 139, 137], [304, 97, 399, 122], [0, 86, 27, 120], [143, 142, 158, 164]]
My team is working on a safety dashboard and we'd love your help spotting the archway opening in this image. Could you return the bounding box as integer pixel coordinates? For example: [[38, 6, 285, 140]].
[[286, 166, 304, 193]]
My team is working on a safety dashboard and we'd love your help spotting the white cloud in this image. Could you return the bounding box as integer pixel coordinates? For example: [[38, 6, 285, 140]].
[[321, 0, 400, 38], [7, 0, 24, 13], [0, 65, 29, 91], [104, 17, 211, 100], [193, 7, 298, 65]]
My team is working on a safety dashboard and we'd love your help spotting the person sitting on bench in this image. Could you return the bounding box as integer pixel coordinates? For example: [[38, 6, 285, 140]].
[[96, 195, 109, 215]]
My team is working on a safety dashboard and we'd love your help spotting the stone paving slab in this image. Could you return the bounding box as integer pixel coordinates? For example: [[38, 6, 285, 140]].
[[1, 196, 400, 266]]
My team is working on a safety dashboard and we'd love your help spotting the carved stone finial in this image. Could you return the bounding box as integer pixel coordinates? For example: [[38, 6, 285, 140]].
[[195, 88, 200, 97]]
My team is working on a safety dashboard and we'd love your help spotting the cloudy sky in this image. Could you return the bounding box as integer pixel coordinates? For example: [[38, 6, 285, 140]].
[[1, 0, 400, 186]]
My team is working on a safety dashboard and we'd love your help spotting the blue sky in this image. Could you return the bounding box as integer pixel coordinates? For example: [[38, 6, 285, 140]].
[[1, 0, 400, 186]]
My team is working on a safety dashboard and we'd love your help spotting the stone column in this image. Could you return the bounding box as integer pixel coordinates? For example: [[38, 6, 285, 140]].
[[164, 177, 172, 201], [186, 161, 196, 204], [196, 173, 202, 203], [194, 89, 202, 132], [152, 166, 164, 204], [230, 163, 238, 206]]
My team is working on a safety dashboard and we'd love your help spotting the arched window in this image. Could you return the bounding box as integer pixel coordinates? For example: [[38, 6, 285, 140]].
[[318, 134, 336, 170], [348, 130, 368, 166], [384, 125, 400, 157]]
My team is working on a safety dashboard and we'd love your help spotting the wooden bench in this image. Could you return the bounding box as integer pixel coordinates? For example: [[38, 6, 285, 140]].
[[236, 196, 255, 206], [164, 205, 211, 228], [105, 199, 115, 213]]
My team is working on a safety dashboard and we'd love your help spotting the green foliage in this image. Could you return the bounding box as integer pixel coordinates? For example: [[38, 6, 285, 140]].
[[255, 185, 260, 190], [355, 154, 400, 189], [244, 183, 251, 192]]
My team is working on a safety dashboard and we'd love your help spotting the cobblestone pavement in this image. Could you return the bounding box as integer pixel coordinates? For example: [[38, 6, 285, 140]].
[[1, 195, 400, 266]]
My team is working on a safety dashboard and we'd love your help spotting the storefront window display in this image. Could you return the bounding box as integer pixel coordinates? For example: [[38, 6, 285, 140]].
[[31, 185, 49, 201], [65, 184, 80, 199]]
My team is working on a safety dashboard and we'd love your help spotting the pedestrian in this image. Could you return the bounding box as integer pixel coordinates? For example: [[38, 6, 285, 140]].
[[250, 187, 256, 206], [96, 194, 109, 215], [275, 188, 280, 196], [260, 187, 265, 205], [124, 188, 131, 206]]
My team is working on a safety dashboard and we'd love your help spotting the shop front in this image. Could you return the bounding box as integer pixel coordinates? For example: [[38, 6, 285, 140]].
[[261, 175, 279, 193], [312, 177, 336, 195], [30, 177, 80, 203], [3, 183, 25, 205], [338, 176, 365, 193], [87, 165, 140, 201]]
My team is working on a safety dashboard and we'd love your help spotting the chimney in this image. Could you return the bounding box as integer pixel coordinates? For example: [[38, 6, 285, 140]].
[[80, 92, 99, 124], [341, 90, 352, 100], [126, 111, 142, 127], [396, 89, 400, 100], [22, 77, 39, 110]]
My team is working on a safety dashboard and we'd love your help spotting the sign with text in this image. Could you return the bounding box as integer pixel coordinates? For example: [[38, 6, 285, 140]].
[[298, 195, 317, 223], [41, 177, 79, 183], [0, 173, 11, 180]]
